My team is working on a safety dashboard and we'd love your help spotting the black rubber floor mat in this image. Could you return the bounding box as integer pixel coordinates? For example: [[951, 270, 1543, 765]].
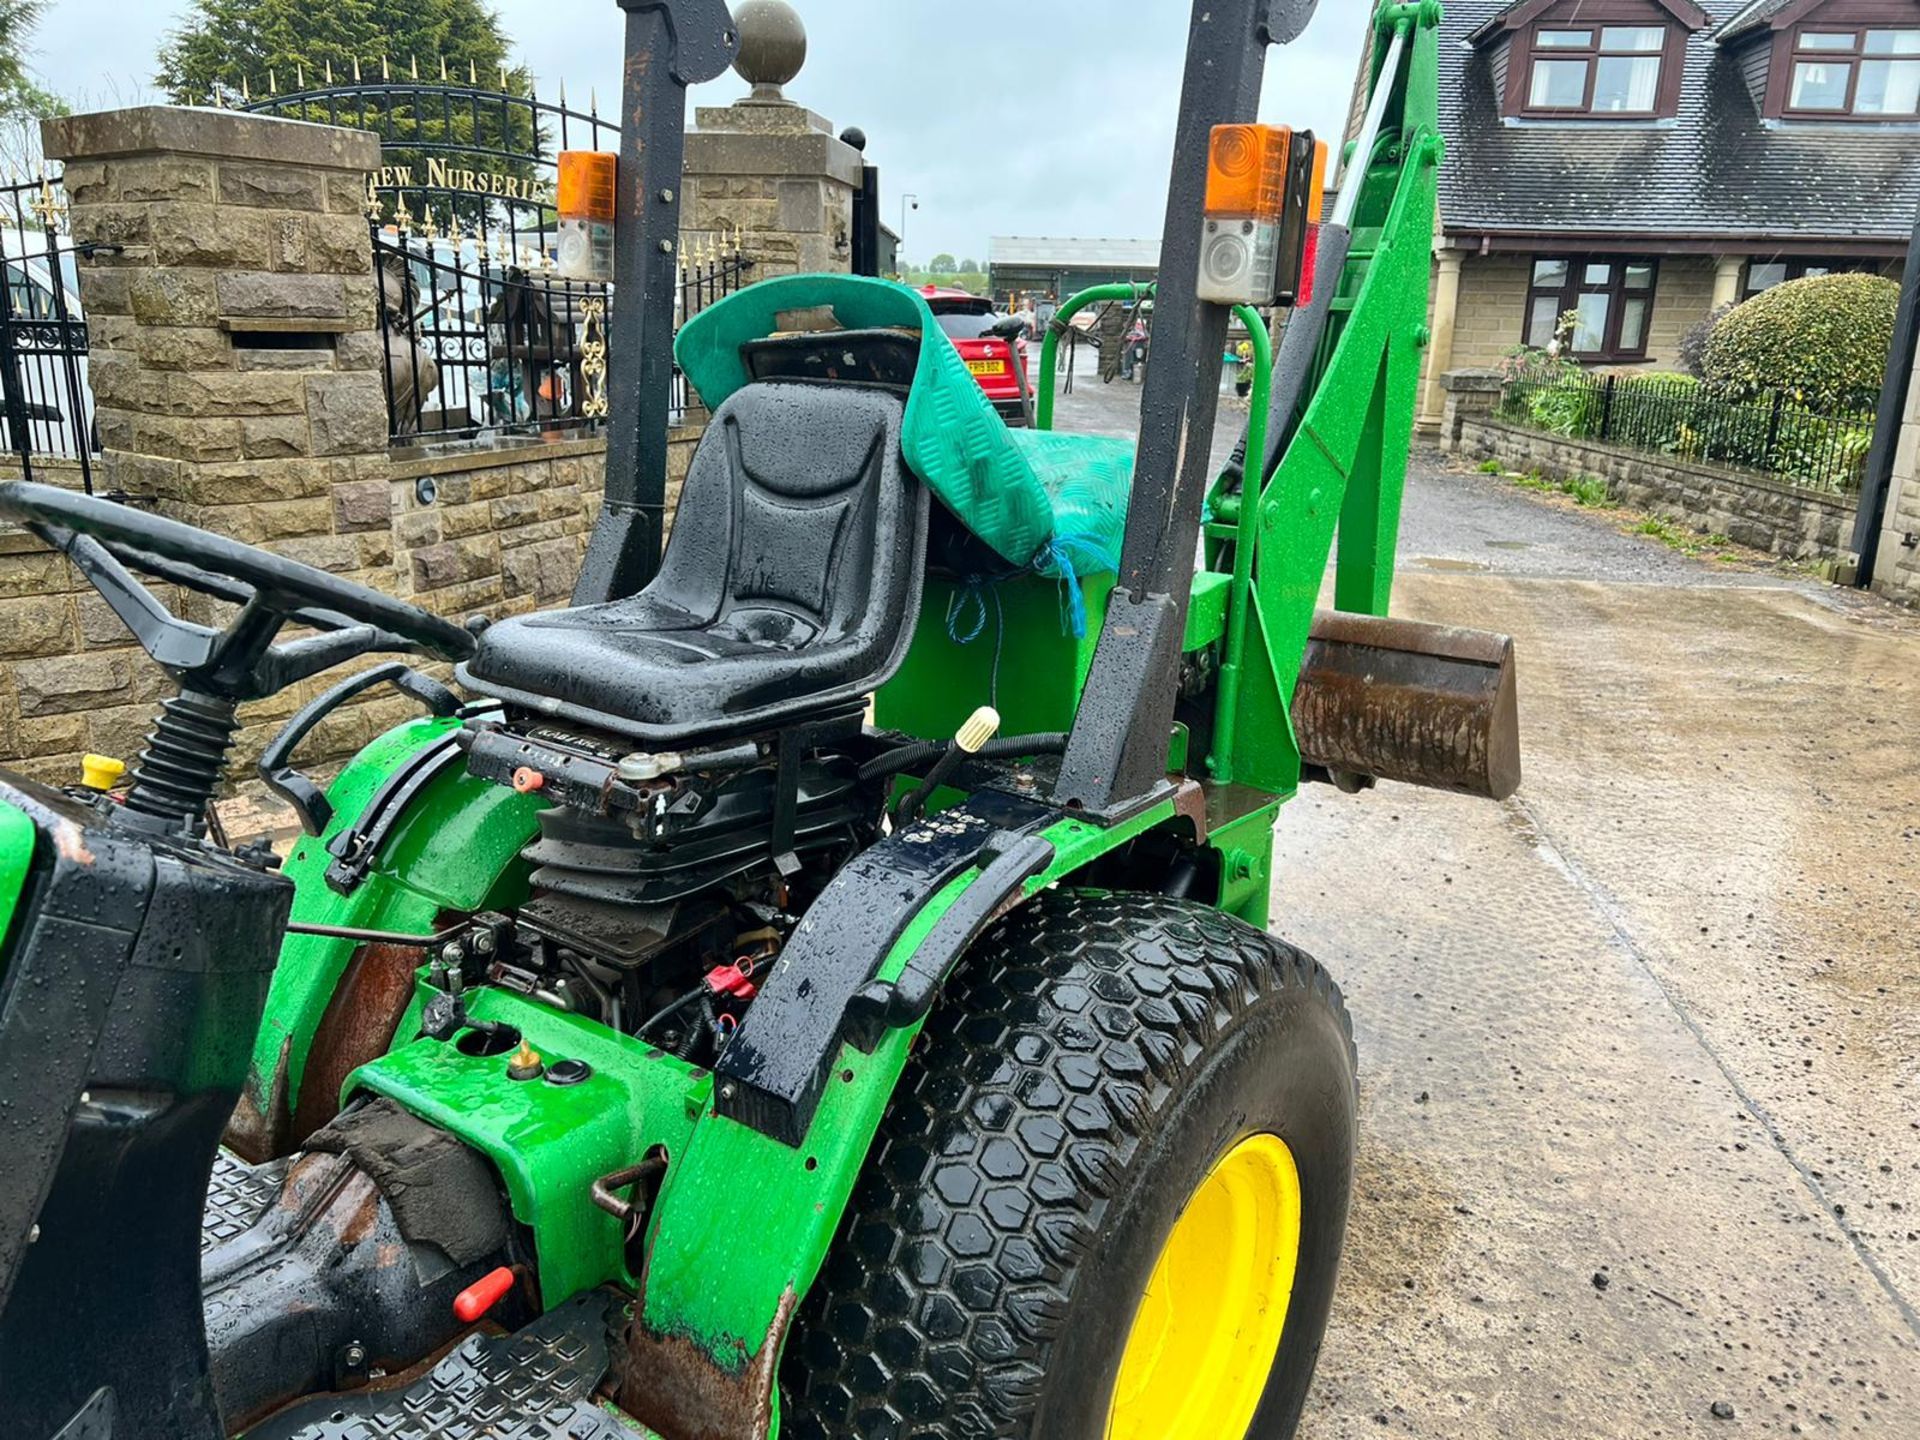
[[246, 1291, 655, 1439], [202, 1150, 285, 1253]]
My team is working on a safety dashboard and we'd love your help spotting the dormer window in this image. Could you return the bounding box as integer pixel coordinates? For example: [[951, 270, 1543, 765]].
[[1480, 1, 1705, 121], [1785, 28, 1920, 117], [1527, 26, 1669, 114]]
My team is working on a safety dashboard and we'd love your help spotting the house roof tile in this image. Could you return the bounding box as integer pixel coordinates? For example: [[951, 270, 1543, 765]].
[[1438, 0, 1920, 247]]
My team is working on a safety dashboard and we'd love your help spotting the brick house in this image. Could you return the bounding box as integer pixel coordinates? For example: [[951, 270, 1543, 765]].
[[1417, 0, 1920, 429]]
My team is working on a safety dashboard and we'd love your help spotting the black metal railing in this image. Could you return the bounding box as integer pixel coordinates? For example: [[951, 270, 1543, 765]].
[[1499, 364, 1874, 495], [0, 171, 97, 491], [374, 220, 751, 445]]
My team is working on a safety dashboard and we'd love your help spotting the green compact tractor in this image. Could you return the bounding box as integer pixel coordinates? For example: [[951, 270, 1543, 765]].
[[0, 2, 1517, 1437]]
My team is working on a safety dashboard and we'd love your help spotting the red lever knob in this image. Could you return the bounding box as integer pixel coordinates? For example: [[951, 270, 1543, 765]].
[[453, 1265, 516, 1323]]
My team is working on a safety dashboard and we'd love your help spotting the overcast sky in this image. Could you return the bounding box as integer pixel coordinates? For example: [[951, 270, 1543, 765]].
[[25, 1, 1366, 264]]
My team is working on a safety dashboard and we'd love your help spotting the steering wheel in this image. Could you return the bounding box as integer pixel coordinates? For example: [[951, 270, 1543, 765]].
[[0, 482, 475, 704]]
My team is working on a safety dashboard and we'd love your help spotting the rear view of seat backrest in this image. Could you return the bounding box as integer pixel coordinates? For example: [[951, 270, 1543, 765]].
[[652, 381, 916, 651]]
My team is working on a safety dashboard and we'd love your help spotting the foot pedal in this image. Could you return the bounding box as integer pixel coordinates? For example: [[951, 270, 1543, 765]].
[[201, 1151, 285, 1253], [248, 1292, 653, 1439]]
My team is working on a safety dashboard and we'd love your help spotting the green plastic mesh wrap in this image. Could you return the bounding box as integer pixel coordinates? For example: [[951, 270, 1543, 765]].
[[674, 274, 1134, 614]]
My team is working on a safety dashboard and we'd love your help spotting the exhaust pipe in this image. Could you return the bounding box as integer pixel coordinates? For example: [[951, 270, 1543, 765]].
[[1292, 611, 1522, 801]]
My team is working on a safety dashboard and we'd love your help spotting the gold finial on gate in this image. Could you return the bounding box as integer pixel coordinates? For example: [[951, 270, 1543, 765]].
[[410, 54, 420, 81], [447, 213, 465, 246], [440, 56, 450, 83], [392, 193, 413, 232], [364, 174, 383, 221], [421, 208, 440, 242], [325, 58, 334, 86], [30, 170, 65, 232], [352, 56, 362, 83], [381, 55, 391, 82], [470, 59, 478, 85]]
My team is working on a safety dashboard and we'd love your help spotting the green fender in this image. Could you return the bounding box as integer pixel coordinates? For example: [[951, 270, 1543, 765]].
[[623, 804, 1180, 1435], [0, 796, 37, 960], [232, 716, 547, 1157]]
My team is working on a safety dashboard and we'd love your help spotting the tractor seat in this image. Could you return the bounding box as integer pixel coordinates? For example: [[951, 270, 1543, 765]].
[[458, 381, 928, 744]]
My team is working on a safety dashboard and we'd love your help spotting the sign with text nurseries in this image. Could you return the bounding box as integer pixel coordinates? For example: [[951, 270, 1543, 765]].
[[373, 160, 547, 204]]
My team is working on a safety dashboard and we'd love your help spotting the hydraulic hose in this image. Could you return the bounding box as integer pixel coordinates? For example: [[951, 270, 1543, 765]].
[[858, 733, 1069, 786]]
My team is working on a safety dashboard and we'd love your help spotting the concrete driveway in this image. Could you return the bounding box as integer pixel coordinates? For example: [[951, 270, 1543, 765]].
[[1046, 360, 1920, 1436], [1294, 464, 1920, 1438]]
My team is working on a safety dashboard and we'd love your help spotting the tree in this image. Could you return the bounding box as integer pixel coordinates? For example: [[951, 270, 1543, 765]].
[[0, 0, 66, 122], [158, 0, 524, 106], [927, 252, 957, 274], [958, 258, 979, 275]]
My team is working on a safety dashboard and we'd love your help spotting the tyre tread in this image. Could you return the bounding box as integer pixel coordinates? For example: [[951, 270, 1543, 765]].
[[781, 889, 1353, 1440]]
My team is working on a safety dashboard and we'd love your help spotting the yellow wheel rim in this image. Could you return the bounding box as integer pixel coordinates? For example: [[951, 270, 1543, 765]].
[[1105, 1133, 1303, 1440]]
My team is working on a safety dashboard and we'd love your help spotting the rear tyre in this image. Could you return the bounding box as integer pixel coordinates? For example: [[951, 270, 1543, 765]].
[[781, 889, 1358, 1440]]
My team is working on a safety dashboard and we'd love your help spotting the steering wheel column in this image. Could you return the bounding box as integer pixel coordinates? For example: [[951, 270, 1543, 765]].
[[0, 482, 476, 834]]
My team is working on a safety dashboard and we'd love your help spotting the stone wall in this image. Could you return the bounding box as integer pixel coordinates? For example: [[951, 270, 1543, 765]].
[[8, 105, 707, 795], [0, 430, 700, 791], [1642, 257, 1717, 371], [1451, 411, 1858, 562], [1445, 254, 1530, 374]]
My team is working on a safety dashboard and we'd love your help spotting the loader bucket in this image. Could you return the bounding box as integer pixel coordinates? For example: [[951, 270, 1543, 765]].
[[1291, 611, 1522, 801]]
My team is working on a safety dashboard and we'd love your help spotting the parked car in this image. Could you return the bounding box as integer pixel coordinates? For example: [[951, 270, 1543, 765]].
[[0, 227, 93, 462], [918, 286, 1033, 427]]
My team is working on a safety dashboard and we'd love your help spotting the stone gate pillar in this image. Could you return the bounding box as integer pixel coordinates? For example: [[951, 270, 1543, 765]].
[[1872, 332, 1920, 604], [682, 0, 862, 278], [43, 107, 387, 552]]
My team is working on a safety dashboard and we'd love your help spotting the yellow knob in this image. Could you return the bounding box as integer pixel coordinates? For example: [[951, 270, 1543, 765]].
[[80, 754, 126, 792], [955, 706, 1002, 756]]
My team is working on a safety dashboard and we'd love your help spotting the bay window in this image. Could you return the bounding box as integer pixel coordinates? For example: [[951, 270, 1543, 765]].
[[1524, 257, 1658, 361]]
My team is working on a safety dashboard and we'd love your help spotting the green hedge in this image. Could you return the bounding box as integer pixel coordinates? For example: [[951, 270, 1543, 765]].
[[1701, 273, 1898, 414]]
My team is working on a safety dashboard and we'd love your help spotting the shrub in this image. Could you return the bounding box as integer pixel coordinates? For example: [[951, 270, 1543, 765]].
[[1527, 378, 1597, 436], [1701, 273, 1898, 413], [1677, 304, 1733, 378]]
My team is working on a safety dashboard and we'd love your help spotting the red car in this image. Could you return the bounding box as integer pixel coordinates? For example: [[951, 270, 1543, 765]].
[[919, 286, 1032, 426]]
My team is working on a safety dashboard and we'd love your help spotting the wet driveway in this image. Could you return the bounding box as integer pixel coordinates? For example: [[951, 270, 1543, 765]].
[[1053, 365, 1920, 1436], [1289, 462, 1920, 1437]]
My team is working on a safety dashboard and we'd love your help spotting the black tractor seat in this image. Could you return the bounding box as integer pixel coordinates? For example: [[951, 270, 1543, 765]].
[[460, 380, 929, 745]]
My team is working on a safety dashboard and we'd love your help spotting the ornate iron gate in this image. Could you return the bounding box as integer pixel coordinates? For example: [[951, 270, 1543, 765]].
[[245, 70, 751, 446], [0, 172, 96, 490]]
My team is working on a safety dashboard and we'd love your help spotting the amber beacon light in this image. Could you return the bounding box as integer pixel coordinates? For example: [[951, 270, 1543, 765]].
[[1197, 122, 1316, 307], [556, 150, 619, 281]]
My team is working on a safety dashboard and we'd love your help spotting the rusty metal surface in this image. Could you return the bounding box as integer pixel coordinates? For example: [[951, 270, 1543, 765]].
[[291, 942, 427, 1145], [1292, 609, 1522, 801], [618, 1286, 797, 1440], [225, 1033, 294, 1164], [249, 1291, 645, 1439]]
